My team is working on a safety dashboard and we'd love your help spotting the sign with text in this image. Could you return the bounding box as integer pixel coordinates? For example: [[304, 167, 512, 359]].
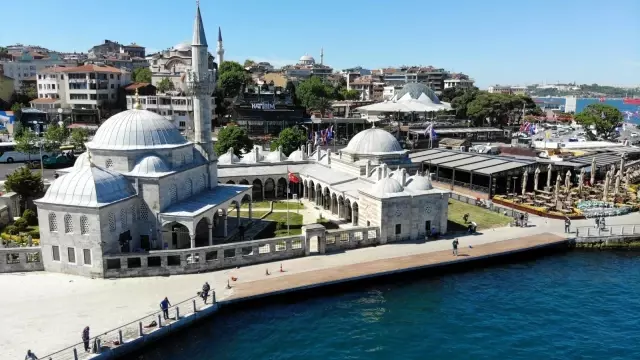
[[251, 103, 276, 110]]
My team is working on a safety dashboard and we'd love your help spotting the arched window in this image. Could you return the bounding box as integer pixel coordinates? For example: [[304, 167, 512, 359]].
[[108, 212, 116, 232], [120, 208, 127, 229], [64, 214, 73, 233], [198, 174, 206, 192], [139, 204, 149, 221], [169, 184, 178, 204], [106, 159, 113, 168], [48, 213, 58, 232], [80, 216, 89, 235], [185, 179, 193, 197]]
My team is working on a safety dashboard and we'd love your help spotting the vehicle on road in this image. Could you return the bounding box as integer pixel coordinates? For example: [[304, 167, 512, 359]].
[[43, 153, 75, 169], [0, 142, 53, 163]]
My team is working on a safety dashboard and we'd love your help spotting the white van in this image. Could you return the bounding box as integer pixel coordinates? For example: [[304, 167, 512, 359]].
[[0, 142, 52, 163]]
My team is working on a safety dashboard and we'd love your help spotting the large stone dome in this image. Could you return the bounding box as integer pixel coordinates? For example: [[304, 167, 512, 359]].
[[344, 128, 403, 154], [39, 166, 136, 207], [88, 109, 187, 150], [394, 83, 441, 104]]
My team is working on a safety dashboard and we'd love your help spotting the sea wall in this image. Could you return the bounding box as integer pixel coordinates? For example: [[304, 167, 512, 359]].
[[575, 225, 640, 249]]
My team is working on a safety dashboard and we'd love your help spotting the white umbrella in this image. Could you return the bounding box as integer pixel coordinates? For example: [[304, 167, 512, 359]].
[[547, 164, 553, 190], [590, 157, 596, 185], [614, 170, 621, 196], [564, 170, 572, 193], [522, 171, 528, 197], [534, 167, 541, 191], [554, 174, 561, 204]]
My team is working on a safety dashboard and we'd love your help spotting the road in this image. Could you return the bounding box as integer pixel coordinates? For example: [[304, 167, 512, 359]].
[[0, 163, 59, 183]]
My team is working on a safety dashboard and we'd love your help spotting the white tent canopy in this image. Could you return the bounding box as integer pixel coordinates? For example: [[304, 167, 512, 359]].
[[355, 85, 453, 116]]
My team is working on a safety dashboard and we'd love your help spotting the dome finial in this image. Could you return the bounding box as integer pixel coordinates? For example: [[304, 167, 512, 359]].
[[134, 88, 142, 110]]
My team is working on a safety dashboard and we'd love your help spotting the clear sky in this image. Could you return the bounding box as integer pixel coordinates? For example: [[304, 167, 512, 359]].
[[1, 0, 638, 88]]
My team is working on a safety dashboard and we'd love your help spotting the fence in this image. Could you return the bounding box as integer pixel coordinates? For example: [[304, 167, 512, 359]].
[[576, 225, 640, 238], [0, 247, 44, 273], [41, 291, 216, 360], [449, 192, 523, 219], [324, 226, 379, 252]]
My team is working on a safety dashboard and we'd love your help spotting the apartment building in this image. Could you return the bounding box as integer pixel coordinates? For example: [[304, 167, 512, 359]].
[[125, 94, 215, 132], [348, 75, 385, 101], [487, 85, 526, 95], [0, 52, 66, 90], [444, 78, 475, 90]]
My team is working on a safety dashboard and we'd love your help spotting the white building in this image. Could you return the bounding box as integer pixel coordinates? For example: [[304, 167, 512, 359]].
[[125, 94, 216, 132], [0, 52, 66, 90], [282, 52, 333, 80], [444, 78, 475, 90]]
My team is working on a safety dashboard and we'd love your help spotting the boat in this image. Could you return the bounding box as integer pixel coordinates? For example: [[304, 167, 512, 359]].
[[623, 98, 640, 105]]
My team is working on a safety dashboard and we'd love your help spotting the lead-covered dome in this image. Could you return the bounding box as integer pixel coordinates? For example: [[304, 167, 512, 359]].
[[218, 148, 240, 165], [130, 155, 170, 175], [88, 109, 187, 150], [405, 172, 433, 191], [370, 177, 404, 196], [344, 128, 403, 154], [288, 149, 307, 161], [393, 83, 441, 104], [173, 42, 190, 52], [73, 152, 90, 170], [38, 166, 136, 207]]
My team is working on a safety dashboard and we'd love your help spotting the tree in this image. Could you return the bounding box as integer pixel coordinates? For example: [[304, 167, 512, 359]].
[[4, 166, 44, 213], [217, 61, 249, 99], [214, 126, 253, 157], [70, 128, 89, 150], [14, 131, 38, 160], [574, 103, 622, 140], [450, 89, 479, 119], [285, 80, 299, 106], [271, 127, 307, 156], [439, 87, 466, 102], [19, 82, 37, 100], [296, 76, 335, 116], [156, 77, 175, 93], [243, 59, 256, 67], [340, 89, 361, 101], [132, 67, 152, 83], [43, 123, 68, 152]]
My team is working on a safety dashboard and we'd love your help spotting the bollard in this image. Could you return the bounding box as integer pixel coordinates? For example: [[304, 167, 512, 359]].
[[212, 290, 216, 304], [193, 299, 197, 312], [73, 348, 78, 360], [633, 225, 636, 234], [176, 306, 180, 320], [139, 322, 143, 336], [119, 329, 123, 345], [158, 314, 162, 327]]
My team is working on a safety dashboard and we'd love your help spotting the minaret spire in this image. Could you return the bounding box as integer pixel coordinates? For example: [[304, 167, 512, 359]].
[[320, 47, 324, 65], [192, 0, 208, 46], [216, 26, 225, 64]]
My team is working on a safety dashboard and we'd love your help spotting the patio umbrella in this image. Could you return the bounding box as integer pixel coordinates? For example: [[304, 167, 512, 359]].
[[614, 170, 621, 196], [590, 157, 596, 185], [522, 171, 528, 197], [564, 170, 572, 193], [578, 167, 585, 194], [554, 174, 561, 204], [547, 164, 553, 189], [534, 167, 540, 191], [603, 176, 609, 202], [624, 168, 631, 191]]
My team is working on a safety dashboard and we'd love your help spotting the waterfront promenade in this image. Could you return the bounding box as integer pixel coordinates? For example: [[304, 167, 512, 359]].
[[2, 212, 639, 358]]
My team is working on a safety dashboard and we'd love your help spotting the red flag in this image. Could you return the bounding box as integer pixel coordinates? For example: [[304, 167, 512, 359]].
[[288, 168, 299, 183]]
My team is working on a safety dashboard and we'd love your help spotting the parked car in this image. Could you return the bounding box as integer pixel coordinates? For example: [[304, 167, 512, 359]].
[[43, 153, 75, 169]]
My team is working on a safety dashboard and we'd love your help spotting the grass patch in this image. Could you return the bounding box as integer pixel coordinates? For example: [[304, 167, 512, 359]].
[[447, 199, 511, 231], [241, 201, 304, 210], [265, 212, 303, 225], [227, 208, 269, 218], [256, 212, 304, 239]]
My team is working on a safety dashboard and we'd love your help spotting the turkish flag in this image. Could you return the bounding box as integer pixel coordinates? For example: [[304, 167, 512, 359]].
[[288, 171, 300, 183]]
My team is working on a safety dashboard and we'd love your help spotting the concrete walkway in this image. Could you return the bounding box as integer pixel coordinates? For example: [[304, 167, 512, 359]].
[[1, 211, 639, 358]]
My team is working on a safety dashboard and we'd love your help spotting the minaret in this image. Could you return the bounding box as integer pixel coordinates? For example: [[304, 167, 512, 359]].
[[216, 27, 224, 64], [320, 47, 324, 65], [187, 1, 216, 166]]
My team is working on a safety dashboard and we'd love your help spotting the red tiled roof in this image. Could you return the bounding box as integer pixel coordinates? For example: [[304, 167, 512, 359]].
[[61, 64, 124, 74], [124, 82, 152, 90], [40, 66, 68, 73], [30, 98, 59, 104]]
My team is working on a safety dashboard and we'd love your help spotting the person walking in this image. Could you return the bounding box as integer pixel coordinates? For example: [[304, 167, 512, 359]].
[[463, 213, 469, 223], [201, 282, 211, 304], [160, 297, 171, 320], [564, 218, 571, 233], [82, 326, 90, 352], [452, 238, 459, 256], [25, 350, 38, 360]]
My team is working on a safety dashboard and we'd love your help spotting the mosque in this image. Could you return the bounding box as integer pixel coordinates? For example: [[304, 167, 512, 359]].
[[34, 4, 450, 278]]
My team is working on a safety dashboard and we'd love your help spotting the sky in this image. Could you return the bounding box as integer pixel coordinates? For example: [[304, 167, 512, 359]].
[[1, 0, 639, 89]]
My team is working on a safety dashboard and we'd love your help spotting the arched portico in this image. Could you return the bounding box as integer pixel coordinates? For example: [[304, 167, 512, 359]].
[[315, 184, 322, 207], [338, 195, 345, 218], [226, 180, 235, 184], [194, 217, 211, 247], [308, 180, 315, 202], [352, 202, 359, 226], [162, 222, 191, 250], [345, 199, 352, 223], [331, 193, 338, 215], [252, 179, 263, 201], [264, 178, 276, 199], [323, 188, 330, 210], [277, 178, 287, 198]]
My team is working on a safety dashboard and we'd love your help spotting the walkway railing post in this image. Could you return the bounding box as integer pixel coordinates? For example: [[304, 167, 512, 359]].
[[158, 314, 162, 327], [118, 329, 123, 344], [176, 306, 180, 320], [73, 348, 78, 360], [139, 322, 143, 337], [193, 299, 197, 313], [212, 290, 216, 304]]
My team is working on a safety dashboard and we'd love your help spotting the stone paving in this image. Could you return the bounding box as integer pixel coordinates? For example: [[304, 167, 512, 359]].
[[1, 211, 639, 358]]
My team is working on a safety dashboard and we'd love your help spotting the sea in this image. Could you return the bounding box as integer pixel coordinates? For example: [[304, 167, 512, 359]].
[[533, 97, 640, 124], [132, 251, 640, 360]]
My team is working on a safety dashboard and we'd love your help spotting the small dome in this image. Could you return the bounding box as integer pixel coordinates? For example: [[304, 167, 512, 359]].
[[73, 152, 90, 170], [393, 83, 441, 104], [218, 148, 240, 165], [240, 149, 263, 163], [88, 109, 187, 150], [345, 128, 403, 154], [173, 42, 190, 52], [288, 149, 307, 161], [370, 177, 404, 196], [265, 148, 287, 162], [405, 172, 433, 191], [299, 54, 315, 63], [39, 166, 136, 207], [130, 155, 170, 175]]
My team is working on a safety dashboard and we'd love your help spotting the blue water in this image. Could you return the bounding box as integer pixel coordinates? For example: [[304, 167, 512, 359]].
[[134, 252, 640, 360], [533, 97, 640, 124]]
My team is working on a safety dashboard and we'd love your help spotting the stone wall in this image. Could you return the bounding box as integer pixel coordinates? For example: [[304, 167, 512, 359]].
[[0, 247, 44, 273], [325, 227, 380, 252]]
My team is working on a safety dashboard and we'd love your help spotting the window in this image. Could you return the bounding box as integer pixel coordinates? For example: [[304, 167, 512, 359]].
[[52, 84, 55, 90], [117, 74, 121, 80], [38, 75, 42, 79], [80, 216, 89, 234], [110, 84, 114, 89], [38, 84, 42, 89], [64, 214, 73, 233], [185, 179, 193, 197], [111, 94, 115, 99], [169, 184, 178, 204], [179, 121, 186, 127], [61, 74, 64, 80], [52, 246, 60, 261], [395, 224, 401, 235], [83, 249, 92, 265], [139, 204, 149, 221], [110, 74, 114, 79], [120, 208, 127, 229], [105, 159, 113, 168], [108, 212, 116, 232], [130, 205, 136, 221], [67, 247, 76, 264], [48, 213, 58, 232]]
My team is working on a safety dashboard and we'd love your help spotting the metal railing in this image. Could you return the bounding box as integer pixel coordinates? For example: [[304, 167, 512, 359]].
[[40, 289, 216, 360], [576, 225, 640, 238]]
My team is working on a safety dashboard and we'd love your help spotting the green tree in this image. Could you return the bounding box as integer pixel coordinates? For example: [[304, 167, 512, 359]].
[[340, 89, 361, 101], [12, 121, 24, 138], [218, 61, 249, 98], [271, 127, 307, 156], [4, 166, 44, 212], [132, 67, 152, 83], [285, 80, 299, 106], [43, 123, 68, 152], [439, 87, 466, 102], [214, 126, 253, 157], [450, 89, 479, 119], [10, 102, 24, 113], [19, 82, 37, 100], [14, 131, 38, 161], [243, 59, 256, 67], [70, 128, 89, 150], [574, 103, 622, 140], [156, 77, 175, 93], [296, 76, 335, 116]]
